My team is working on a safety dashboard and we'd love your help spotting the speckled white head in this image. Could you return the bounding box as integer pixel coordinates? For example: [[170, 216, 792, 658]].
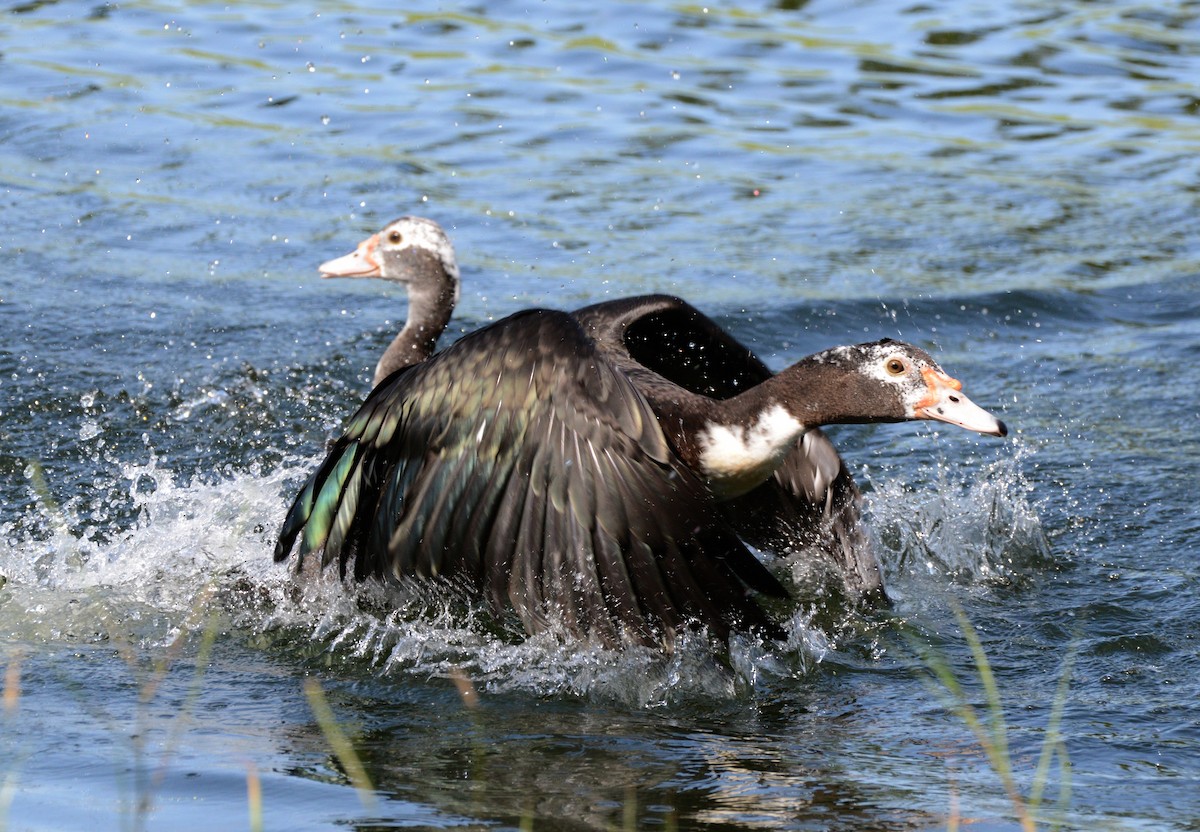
[[319, 216, 461, 307], [320, 216, 464, 387]]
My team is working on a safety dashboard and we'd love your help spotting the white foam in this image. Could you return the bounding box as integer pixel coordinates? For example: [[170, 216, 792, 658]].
[[0, 453, 829, 703], [865, 440, 1051, 599], [0, 438, 1046, 703]]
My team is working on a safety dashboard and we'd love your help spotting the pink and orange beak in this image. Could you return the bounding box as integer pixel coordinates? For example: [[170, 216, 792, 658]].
[[915, 367, 1007, 437], [319, 234, 381, 278]]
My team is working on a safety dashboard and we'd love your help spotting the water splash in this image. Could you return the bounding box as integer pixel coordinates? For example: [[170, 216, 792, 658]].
[[1, 451, 290, 650], [866, 439, 1052, 599], [2, 454, 805, 703], [0, 439, 1049, 704], [253, 558, 825, 707]]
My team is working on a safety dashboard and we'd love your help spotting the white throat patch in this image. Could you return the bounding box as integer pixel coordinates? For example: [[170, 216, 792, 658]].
[[698, 404, 805, 499]]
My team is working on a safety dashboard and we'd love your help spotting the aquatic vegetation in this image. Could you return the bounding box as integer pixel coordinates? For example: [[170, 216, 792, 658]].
[[303, 678, 376, 809], [1, 651, 26, 832], [906, 604, 1074, 831]]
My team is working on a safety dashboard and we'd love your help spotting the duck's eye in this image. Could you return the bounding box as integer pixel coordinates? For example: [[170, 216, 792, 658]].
[[885, 358, 906, 376], [387, 230, 404, 245]]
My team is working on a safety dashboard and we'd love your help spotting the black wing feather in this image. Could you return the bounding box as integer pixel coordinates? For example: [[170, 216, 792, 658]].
[[276, 308, 788, 645]]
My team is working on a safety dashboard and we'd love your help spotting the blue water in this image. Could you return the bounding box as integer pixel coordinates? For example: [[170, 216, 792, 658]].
[[3, 1, 1199, 829]]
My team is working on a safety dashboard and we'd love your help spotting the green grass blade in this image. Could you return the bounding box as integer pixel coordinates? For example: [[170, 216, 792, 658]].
[[951, 605, 1015, 789], [1030, 642, 1075, 814], [303, 678, 376, 809]]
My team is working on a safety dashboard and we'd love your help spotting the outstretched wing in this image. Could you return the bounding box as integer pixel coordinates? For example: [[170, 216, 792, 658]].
[[275, 309, 787, 646], [573, 294, 883, 601]]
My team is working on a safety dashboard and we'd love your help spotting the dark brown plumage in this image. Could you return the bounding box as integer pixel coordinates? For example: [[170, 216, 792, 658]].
[[276, 217, 1008, 648], [277, 310, 791, 645]]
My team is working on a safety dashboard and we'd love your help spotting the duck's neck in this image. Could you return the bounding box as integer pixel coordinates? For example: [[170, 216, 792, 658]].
[[685, 358, 883, 499], [373, 281, 457, 387]]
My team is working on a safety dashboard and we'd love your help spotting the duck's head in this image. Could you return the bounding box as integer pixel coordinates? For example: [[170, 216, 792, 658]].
[[319, 216, 461, 307], [815, 339, 1007, 436]]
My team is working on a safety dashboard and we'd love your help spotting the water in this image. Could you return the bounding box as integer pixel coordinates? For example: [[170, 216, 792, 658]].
[[2, 0, 1199, 828]]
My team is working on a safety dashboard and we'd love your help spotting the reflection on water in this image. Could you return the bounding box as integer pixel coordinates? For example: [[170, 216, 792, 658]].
[[3, 0, 1200, 829]]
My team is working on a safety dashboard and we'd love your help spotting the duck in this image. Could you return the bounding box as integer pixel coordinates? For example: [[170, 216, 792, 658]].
[[303, 217, 881, 597], [276, 217, 1007, 647]]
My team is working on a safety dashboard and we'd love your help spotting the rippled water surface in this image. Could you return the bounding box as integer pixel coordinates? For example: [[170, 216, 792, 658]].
[[2, 1, 1199, 829]]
